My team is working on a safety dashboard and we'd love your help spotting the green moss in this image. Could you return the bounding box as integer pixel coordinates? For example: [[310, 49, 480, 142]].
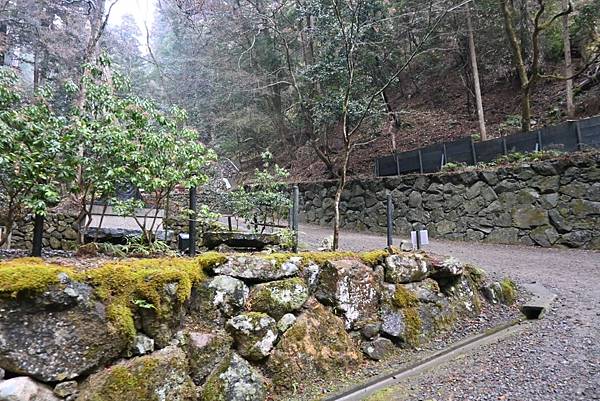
[[402, 307, 422, 347], [500, 278, 517, 305], [265, 249, 395, 269], [107, 304, 136, 342], [359, 249, 391, 266], [392, 286, 419, 308], [465, 264, 486, 288], [83, 257, 209, 342], [85, 358, 161, 401], [197, 252, 227, 272], [200, 353, 231, 401], [281, 320, 308, 346], [0, 258, 75, 297]]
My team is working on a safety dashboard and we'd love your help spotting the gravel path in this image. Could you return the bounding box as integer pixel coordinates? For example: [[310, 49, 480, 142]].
[[298, 224, 600, 401]]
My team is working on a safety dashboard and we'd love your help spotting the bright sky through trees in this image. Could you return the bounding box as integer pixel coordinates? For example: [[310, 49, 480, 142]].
[[109, 0, 156, 32]]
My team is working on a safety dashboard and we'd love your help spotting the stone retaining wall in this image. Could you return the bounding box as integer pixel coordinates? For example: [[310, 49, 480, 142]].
[[9, 214, 79, 251], [298, 152, 600, 249]]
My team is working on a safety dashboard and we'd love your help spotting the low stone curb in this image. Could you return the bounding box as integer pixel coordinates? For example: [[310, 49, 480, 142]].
[[326, 283, 558, 401]]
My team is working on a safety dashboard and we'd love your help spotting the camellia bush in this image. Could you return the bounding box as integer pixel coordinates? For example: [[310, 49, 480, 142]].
[[67, 55, 216, 245], [0, 55, 217, 251], [0, 69, 77, 247]]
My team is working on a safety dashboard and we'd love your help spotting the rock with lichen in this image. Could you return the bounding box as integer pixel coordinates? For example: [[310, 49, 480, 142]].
[[0, 272, 128, 382], [184, 330, 233, 385], [200, 353, 267, 401], [266, 298, 362, 389], [208, 275, 250, 317], [246, 277, 309, 320], [0, 377, 60, 401], [384, 254, 432, 284], [362, 337, 395, 361], [213, 255, 301, 282], [380, 283, 453, 346], [226, 312, 278, 361], [315, 259, 380, 330], [430, 257, 465, 278], [77, 346, 196, 401]]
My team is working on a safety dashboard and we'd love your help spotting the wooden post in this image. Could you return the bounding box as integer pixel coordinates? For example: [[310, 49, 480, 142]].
[[31, 214, 44, 257], [386, 192, 393, 250], [189, 186, 197, 257]]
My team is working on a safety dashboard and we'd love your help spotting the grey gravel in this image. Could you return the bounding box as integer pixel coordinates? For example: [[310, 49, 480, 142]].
[[298, 224, 600, 401]]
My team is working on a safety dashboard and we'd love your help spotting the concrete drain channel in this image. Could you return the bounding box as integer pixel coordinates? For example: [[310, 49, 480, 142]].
[[325, 283, 557, 401]]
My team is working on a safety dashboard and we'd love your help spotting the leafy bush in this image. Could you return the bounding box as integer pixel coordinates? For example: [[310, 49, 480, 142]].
[[227, 151, 292, 233]]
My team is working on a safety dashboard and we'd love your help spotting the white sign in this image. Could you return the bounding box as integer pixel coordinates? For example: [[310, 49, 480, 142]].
[[410, 229, 429, 249]]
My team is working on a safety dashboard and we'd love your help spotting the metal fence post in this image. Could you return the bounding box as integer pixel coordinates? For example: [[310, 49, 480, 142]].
[[31, 214, 44, 257], [575, 121, 583, 150], [189, 186, 197, 257], [292, 185, 299, 253], [418, 150, 424, 174], [502, 137, 508, 155], [386, 192, 393, 250], [470, 137, 478, 164]]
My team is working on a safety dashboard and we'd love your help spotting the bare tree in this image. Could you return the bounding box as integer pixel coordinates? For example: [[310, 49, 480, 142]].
[[500, 0, 572, 132]]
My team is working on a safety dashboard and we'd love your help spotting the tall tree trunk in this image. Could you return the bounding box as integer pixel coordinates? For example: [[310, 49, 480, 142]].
[[562, 0, 575, 118], [501, 0, 532, 132], [466, 4, 487, 140]]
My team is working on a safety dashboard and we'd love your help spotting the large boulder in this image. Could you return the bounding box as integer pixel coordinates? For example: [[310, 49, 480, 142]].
[[212, 256, 301, 282], [315, 259, 380, 330], [0, 377, 60, 401], [77, 346, 196, 401], [267, 299, 362, 389], [200, 353, 267, 401], [246, 277, 309, 320], [226, 313, 278, 361], [0, 274, 128, 382], [384, 253, 432, 284], [184, 331, 233, 385]]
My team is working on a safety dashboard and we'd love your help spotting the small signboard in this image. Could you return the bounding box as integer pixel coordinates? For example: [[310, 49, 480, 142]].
[[411, 230, 429, 249]]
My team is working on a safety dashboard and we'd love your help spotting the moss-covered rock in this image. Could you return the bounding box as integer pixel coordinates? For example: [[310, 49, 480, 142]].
[[200, 353, 267, 401], [226, 312, 278, 361], [266, 298, 362, 390], [482, 278, 517, 305], [246, 277, 308, 320], [384, 253, 432, 284], [184, 330, 232, 385], [77, 346, 196, 401], [0, 266, 128, 382], [315, 259, 381, 330]]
